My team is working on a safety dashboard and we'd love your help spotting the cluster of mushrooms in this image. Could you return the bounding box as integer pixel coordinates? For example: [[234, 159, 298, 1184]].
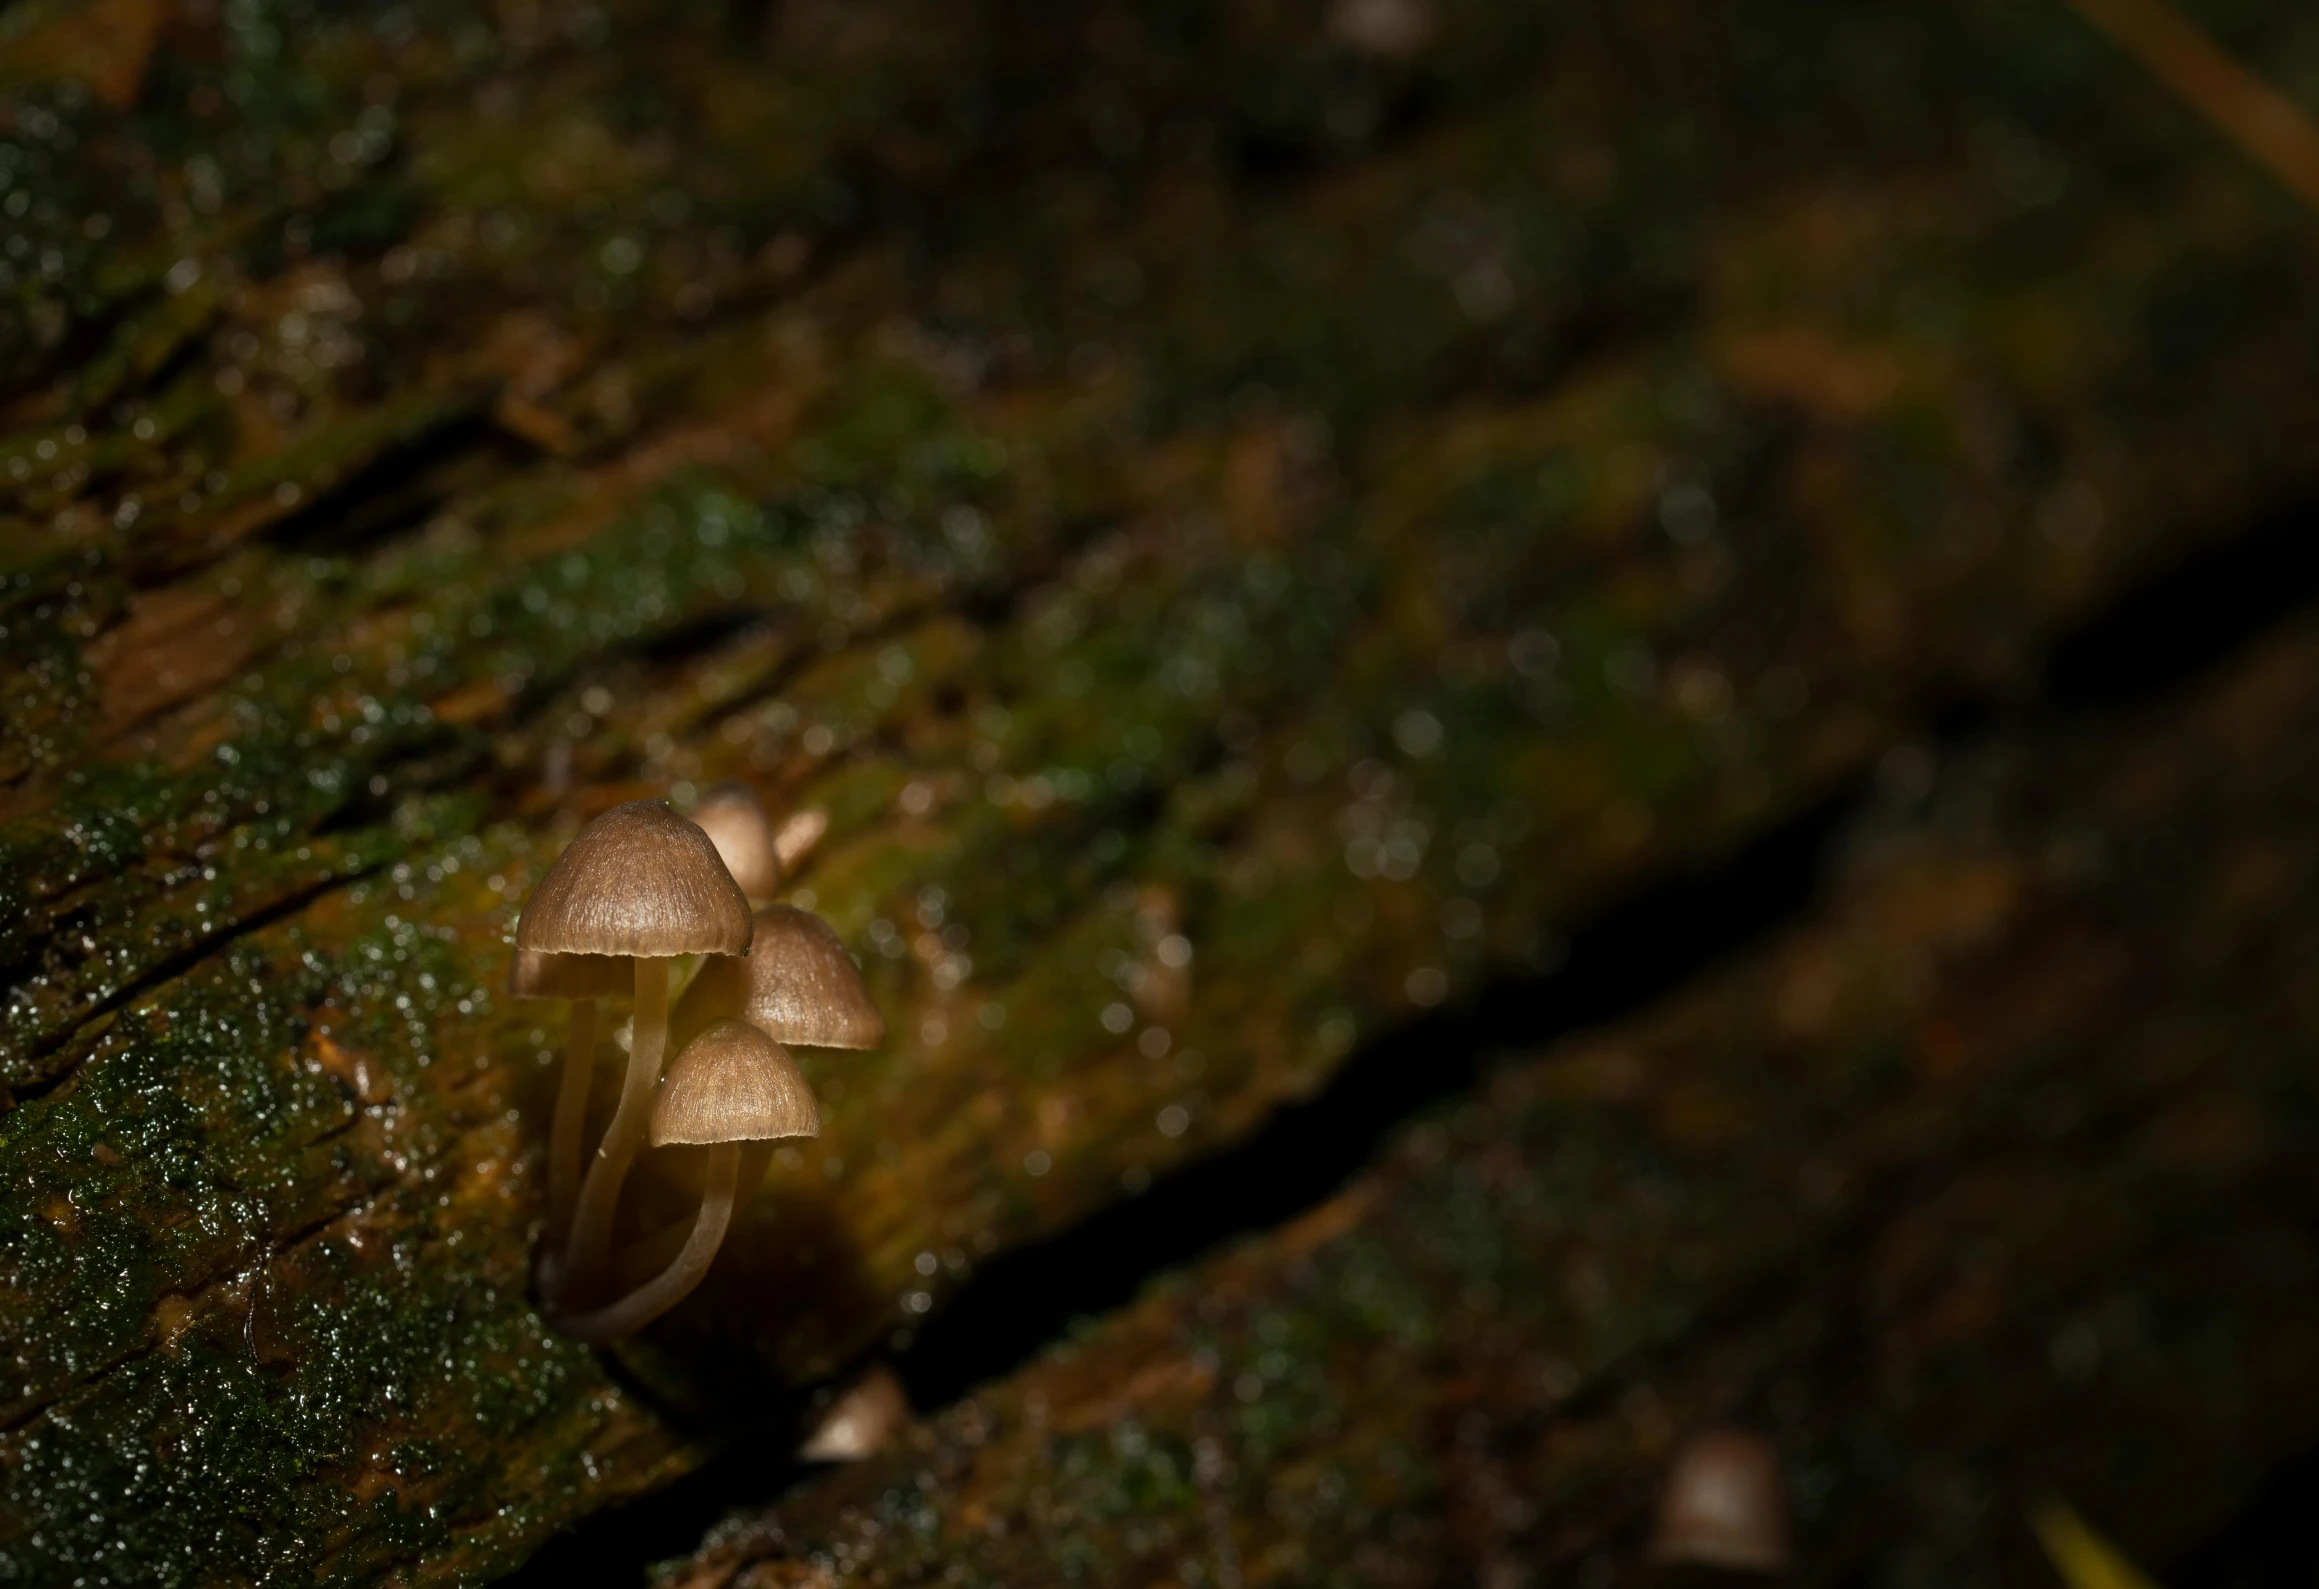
[[509, 784, 883, 1341]]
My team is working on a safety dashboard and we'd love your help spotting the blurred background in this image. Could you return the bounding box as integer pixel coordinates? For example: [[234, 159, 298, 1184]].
[[3, 0, 2319, 1585]]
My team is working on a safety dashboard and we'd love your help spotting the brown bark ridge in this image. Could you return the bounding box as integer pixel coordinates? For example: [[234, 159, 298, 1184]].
[[665, 619, 2319, 1588], [1, 0, 2316, 1580]]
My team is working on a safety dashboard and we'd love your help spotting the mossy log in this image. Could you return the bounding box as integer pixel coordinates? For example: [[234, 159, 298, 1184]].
[[2, 0, 2317, 1582], [667, 620, 2319, 1589]]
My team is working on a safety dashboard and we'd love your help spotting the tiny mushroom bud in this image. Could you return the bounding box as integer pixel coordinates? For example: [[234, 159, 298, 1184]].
[[1651, 1428, 1792, 1576], [772, 806, 830, 872], [507, 949, 631, 1256], [690, 781, 782, 904], [674, 904, 885, 1052], [519, 799, 752, 1307], [800, 1363, 912, 1462], [557, 1018, 818, 1341]]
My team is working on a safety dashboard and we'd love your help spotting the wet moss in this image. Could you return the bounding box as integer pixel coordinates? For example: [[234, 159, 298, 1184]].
[[0, 807, 685, 1585]]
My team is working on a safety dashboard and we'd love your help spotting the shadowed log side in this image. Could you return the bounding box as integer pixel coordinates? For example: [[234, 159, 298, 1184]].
[[667, 622, 2319, 1588]]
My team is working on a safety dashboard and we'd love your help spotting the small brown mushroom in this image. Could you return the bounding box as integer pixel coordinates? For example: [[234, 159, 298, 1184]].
[[518, 799, 752, 1306], [1650, 1427, 1792, 1575], [772, 806, 829, 873], [506, 949, 630, 1253], [689, 781, 782, 905], [557, 1018, 818, 1341], [630, 903, 880, 1280], [672, 904, 885, 1052], [799, 1363, 912, 1461]]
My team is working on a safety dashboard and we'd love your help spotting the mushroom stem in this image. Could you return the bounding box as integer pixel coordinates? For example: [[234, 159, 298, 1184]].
[[546, 998, 597, 1248], [561, 956, 670, 1303], [608, 1141, 773, 1289], [559, 1143, 738, 1342]]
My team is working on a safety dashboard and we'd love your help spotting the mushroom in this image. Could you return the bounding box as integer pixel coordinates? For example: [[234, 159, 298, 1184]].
[[799, 1363, 912, 1461], [1650, 1427, 1792, 1575], [614, 904, 879, 1277], [689, 781, 783, 905], [506, 948, 631, 1253], [671, 904, 885, 1052], [772, 806, 829, 873], [518, 799, 752, 1306], [557, 1017, 818, 1341]]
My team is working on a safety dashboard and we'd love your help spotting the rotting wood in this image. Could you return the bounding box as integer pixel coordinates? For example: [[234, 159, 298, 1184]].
[[3, 0, 2319, 1581], [665, 621, 2319, 1589]]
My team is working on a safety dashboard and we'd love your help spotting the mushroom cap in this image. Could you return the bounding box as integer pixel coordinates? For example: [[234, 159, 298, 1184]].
[[799, 1363, 912, 1461], [690, 781, 782, 902], [517, 799, 753, 959], [671, 905, 885, 1050], [1650, 1427, 1791, 1574], [506, 948, 632, 1002], [649, 1017, 820, 1145]]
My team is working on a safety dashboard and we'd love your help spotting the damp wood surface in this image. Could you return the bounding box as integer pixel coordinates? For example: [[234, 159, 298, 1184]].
[[1, 0, 2317, 1582], [666, 618, 2319, 1589]]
